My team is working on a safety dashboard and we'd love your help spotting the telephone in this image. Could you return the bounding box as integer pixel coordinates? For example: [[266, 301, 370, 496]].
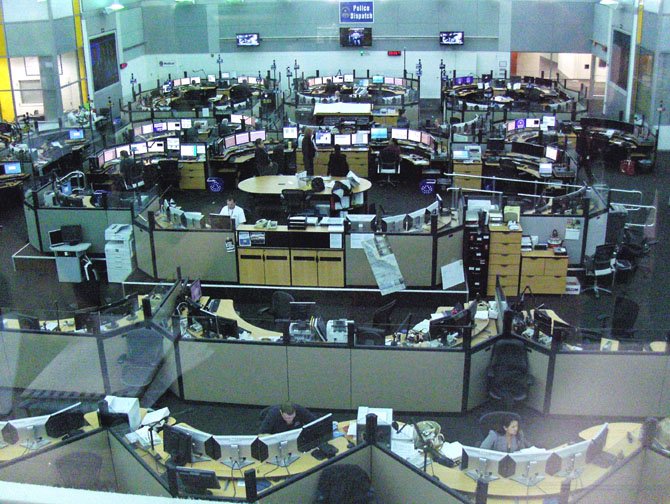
[[254, 219, 268, 229]]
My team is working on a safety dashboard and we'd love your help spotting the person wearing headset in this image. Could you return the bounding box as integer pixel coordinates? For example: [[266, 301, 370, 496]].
[[480, 414, 529, 453], [259, 402, 316, 434]]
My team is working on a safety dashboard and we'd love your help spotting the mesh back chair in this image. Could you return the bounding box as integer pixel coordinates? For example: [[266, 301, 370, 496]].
[[604, 296, 639, 340], [258, 291, 295, 332], [377, 149, 400, 187], [281, 188, 311, 216], [487, 338, 533, 409], [583, 244, 616, 298]]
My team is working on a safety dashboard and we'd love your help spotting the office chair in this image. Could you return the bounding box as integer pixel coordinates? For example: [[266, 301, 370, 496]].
[[371, 299, 397, 330], [281, 188, 312, 216], [377, 149, 400, 187], [119, 328, 164, 390], [258, 291, 294, 332], [478, 411, 521, 439], [158, 159, 180, 191], [602, 296, 639, 340], [123, 162, 145, 191], [486, 337, 534, 409], [583, 244, 616, 298]]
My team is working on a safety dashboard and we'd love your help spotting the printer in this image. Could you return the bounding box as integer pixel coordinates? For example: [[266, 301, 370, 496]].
[[105, 224, 135, 283], [356, 406, 392, 449]]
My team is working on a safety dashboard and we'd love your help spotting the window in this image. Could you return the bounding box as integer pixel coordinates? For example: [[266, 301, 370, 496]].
[[19, 80, 42, 104]]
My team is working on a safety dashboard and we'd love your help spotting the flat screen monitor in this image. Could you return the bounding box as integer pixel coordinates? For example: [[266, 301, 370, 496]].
[[235, 132, 250, 145], [538, 162, 553, 177], [290, 301, 317, 322], [69, 129, 84, 140], [391, 128, 408, 140], [163, 425, 193, 465], [545, 439, 592, 478], [354, 130, 369, 145], [167, 425, 212, 463], [153, 122, 167, 132], [209, 214, 233, 231], [334, 134, 351, 146], [236, 33, 260, 47], [147, 140, 165, 153], [344, 74, 354, 83], [115, 145, 130, 158], [103, 148, 116, 162], [526, 118, 540, 128], [215, 316, 239, 339], [180, 118, 192, 129], [315, 130, 332, 145], [2, 162, 21, 175], [500, 450, 551, 486], [512, 141, 546, 158], [371, 75, 384, 84], [196, 144, 206, 155], [167, 137, 180, 151], [130, 142, 148, 155], [180, 144, 197, 158], [133, 125, 143, 137], [205, 435, 257, 468], [542, 115, 557, 127], [407, 129, 422, 143], [333, 75, 344, 84], [61, 225, 82, 245], [250, 130, 266, 142], [421, 132, 433, 147], [358, 78, 370, 87], [224, 135, 236, 148], [16, 314, 40, 331], [381, 214, 406, 233], [44, 403, 85, 439], [172, 467, 220, 496], [313, 77, 323, 86], [440, 31, 464, 45], [506, 121, 516, 133], [429, 302, 474, 342], [534, 309, 553, 338], [407, 208, 426, 230], [394, 77, 404, 86], [252, 428, 302, 467], [545, 145, 559, 161], [307, 78, 315, 87], [97, 153, 105, 168], [190, 77, 201, 85], [49, 229, 63, 247], [141, 124, 153, 135], [1, 414, 50, 449], [460, 445, 507, 482], [370, 127, 388, 140], [283, 126, 298, 140], [340, 27, 372, 47], [487, 138, 505, 153], [221, 72, 230, 79], [297, 414, 333, 452], [207, 75, 216, 83], [190, 279, 202, 303], [384, 77, 394, 85], [167, 121, 181, 131], [585, 423, 609, 463], [346, 214, 376, 233]]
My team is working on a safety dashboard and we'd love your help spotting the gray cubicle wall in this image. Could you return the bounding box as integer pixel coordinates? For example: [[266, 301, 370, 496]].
[[134, 223, 154, 277], [636, 450, 670, 504], [435, 229, 464, 287], [574, 449, 644, 504], [519, 215, 586, 264], [153, 229, 237, 282], [467, 343, 493, 411], [178, 340, 289, 405], [550, 352, 670, 417], [345, 235, 376, 286], [526, 346, 550, 413], [108, 432, 171, 497], [0, 430, 117, 491]]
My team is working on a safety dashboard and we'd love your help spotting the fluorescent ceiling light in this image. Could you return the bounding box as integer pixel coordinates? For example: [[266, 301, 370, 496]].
[[175, 0, 195, 3], [599, 0, 619, 6], [105, 2, 125, 12]]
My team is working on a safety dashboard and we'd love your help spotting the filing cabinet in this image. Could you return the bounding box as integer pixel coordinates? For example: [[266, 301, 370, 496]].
[[487, 225, 522, 296]]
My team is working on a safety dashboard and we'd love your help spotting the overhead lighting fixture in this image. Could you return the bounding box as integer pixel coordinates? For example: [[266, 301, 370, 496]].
[[103, 3, 124, 14], [175, 0, 195, 3], [599, 0, 619, 6]]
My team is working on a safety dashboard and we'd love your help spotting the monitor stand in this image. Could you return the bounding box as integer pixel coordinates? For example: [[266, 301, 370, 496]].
[[21, 427, 50, 450], [221, 457, 254, 469], [267, 444, 299, 468], [511, 472, 545, 487], [465, 468, 499, 484]]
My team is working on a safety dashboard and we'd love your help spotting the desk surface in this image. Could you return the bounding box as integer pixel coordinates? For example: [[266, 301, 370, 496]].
[[238, 175, 372, 196], [209, 298, 282, 340]]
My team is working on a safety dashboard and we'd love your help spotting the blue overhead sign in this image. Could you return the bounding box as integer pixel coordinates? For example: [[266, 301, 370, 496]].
[[340, 1, 374, 23]]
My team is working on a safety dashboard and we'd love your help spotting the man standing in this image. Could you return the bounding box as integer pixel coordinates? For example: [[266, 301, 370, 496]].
[[302, 128, 317, 176]]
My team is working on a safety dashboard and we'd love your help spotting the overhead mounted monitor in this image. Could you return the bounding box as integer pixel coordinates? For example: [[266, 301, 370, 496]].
[[440, 31, 464, 45], [166, 137, 180, 151], [407, 129, 422, 143], [236, 33, 260, 47], [340, 27, 372, 47], [250, 130, 266, 143], [315, 130, 332, 146], [283, 126, 298, 139], [391, 128, 408, 140], [334, 134, 351, 146], [235, 132, 250, 145]]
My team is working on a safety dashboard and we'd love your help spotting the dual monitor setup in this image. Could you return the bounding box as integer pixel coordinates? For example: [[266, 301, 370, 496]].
[[48, 224, 83, 248], [72, 294, 140, 334], [163, 414, 334, 495], [1, 403, 86, 451], [338, 27, 464, 47], [376, 195, 443, 233], [460, 423, 610, 487], [130, 118, 205, 138], [161, 199, 233, 231], [180, 279, 240, 340]]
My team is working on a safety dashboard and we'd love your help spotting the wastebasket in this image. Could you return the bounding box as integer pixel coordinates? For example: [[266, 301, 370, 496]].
[[637, 159, 653, 174], [615, 259, 633, 284], [207, 177, 224, 193]]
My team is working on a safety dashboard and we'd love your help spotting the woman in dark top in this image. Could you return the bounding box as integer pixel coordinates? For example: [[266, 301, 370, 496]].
[[480, 414, 529, 453], [327, 144, 349, 177]]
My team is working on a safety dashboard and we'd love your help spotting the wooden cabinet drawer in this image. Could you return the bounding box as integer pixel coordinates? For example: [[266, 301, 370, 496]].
[[489, 262, 520, 275], [521, 257, 545, 275], [489, 251, 521, 265], [520, 275, 566, 295], [488, 274, 518, 288], [544, 257, 568, 276], [490, 242, 521, 255], [490, 232, 521, 245]]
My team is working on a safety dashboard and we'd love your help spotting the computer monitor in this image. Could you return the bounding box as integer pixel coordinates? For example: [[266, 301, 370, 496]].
[[298, 414, 333, 452], [315, 130, 332, 146], [235, 132, 250, 145], [17, 314, 40, 331], [207, 74, 216, 83], [354, 130, 369, 145], [115, 145, 130, 158], [334, 134, 351, 146], [333, 75, 344, 84], [344, 74, 354, 83], [460, 445, 507, 482], [196, 144, 206, 155], [1, 414, 51, 449], [167, 120, 181, 131], [499, 450, 551, 487], [209, 213, 233, 231], [542, 115, 557, 127], [526, 118, 540, 128], [180, 118, 192, 129], [506, 121, 516, 133], [252, 428, 302, 467], [545, 438, 592, 478], [290, 301, 316, 322], [190, 77, 201, 85], [141, 124, 153, 135], [429, 304, 473, 343], [421, 132, 433, 148], [61, 225, 82, 245], [356, 326, 386, 346], [487, 138, 505, 153], [44, 403, 85, 439], [73, 307, 100, 333], [171, 467, 220, 496], [205, 435, 257, 468], [215, 316, 239, 339], [130, 142, 148, 155], [440, 31, 464, 45], [340, 27, 372, 47], [48, 229, 64, 248], [358, 78, 370, 87], [391, 128, 408, 141], [545, 145, 559, 161], [371, 75, 384, 84], [147, 140, 165, 153], [370, 127, 388, 140], [495, 277, 508, 335], [407, 129, 421, 143], [180, 145, 198, 158], [250, 130, 266, 143], [407, 208, 426, 231], [69, 129, 84, 140], [190, 279, 202, 303], [165, 425, 211, 464], [381, 214, 405, 233], [283, 126, 298, 139], [154, 122, 167, 133], [425, 200, 439, 218], [346, 214, 375, 233], [167, 137, 180, 151], [585, 423, 609, 464], [533, 310, 553, 339]]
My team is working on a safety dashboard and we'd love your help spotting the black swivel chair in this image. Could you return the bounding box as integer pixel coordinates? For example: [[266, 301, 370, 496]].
[[258, 291, 295, 332], [583, 244, 616, 298], [372, 299, 397, 330], [123, 161, 145, 191], [158, 159, 180, 191], [486, 338, 533, 409], [281, 188, 312, 216], [602, 296, 639, 340], [377, 149, 400, 187]]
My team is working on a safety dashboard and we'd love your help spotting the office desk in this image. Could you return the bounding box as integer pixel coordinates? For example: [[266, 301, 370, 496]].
[[238, 175, 372, 196], [199, 298, 282, 340]]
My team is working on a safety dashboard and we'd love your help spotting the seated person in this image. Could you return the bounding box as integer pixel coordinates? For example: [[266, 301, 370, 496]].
[[119, 150, 134, 182], [396, 109, 410, 129], [219, 196, 246, 225], [480, 414, 529, 453], [327, 144, 350, 177], [254, 138, 276, 176], [259, 402, 317, 434], [324, 79, 337, 95], [218, 118, 233, 136], [381, 138, 401, 163]]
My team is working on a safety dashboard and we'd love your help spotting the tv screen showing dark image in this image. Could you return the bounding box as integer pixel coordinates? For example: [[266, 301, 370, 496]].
[[340, 27, 372, 47], [440, 31, 464, 45], [236, 33, 260, 47]]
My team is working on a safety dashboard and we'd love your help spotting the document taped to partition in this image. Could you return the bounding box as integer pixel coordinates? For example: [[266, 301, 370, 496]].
[[362, 235, 406, 295], [441, 260, 465, 290]]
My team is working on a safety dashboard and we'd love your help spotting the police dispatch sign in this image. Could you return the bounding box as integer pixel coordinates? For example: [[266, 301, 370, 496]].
[[340, 1, 374, 23]]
